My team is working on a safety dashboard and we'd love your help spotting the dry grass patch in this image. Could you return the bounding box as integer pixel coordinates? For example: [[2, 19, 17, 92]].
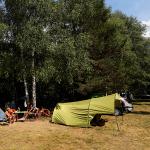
[[0, 102, 149, 150]]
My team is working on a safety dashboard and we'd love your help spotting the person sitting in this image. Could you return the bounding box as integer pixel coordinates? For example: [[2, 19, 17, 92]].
[[90, 114, 107, 126], [5, 108, 16, 123], [38, 107, 51, 117]]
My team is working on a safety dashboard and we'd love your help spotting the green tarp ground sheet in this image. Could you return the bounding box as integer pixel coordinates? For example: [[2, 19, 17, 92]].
[[52, 93, 122, 127]]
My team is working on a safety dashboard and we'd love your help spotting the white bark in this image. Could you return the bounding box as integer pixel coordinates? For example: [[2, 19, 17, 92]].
[[32, 50, 36, 107], [23, 76, 29, 102], [32, 75, 36, 107], [21, 49, 29, 103]]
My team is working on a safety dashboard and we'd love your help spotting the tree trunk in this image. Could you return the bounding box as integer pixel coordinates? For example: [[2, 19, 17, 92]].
[[21, 49, 29, 104], [32, 50, 36, 107], [32, 75, 36, 107], [23, 76, 29, 102]]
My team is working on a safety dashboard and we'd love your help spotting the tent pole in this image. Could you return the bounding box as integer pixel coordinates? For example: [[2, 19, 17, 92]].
[[115, 115, 120, 131], [114, 93, 120, 131], [87, 98, 91, 127], [121, 106, 124, 122], [121, 115, 124, 123], [119, 100, 124, 123]]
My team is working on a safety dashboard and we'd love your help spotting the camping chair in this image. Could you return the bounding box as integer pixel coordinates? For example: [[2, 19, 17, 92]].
[[38, 108, 51, 117]]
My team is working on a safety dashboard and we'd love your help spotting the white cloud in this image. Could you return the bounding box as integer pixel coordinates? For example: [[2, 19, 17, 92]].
[[142, 20, 150, 38]]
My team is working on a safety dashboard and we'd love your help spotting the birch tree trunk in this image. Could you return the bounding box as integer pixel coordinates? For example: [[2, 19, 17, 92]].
[[32, 50, 36, 107], [23, 76, 29, 102], [21, 49, 29, 103]]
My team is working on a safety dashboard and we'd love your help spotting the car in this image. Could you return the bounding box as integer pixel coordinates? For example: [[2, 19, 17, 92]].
[[140, 95, 150, 99]]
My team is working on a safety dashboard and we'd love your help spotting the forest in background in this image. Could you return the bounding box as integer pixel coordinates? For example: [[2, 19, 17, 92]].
[[0, 0, 149, 108]]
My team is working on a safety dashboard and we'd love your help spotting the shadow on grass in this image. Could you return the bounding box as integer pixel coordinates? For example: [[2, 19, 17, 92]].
[[133, 99, 150, 102], [131, 111, 150, 115], [133, 103, 150, 105]]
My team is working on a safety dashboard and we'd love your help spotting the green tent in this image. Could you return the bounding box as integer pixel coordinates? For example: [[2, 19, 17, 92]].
[[52, 93, 122, 127]]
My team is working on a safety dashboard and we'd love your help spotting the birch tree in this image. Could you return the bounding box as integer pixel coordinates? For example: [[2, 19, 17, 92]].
[[5, 0, 52, 106]]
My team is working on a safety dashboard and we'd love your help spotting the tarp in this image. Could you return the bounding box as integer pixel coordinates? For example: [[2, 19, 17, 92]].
[[52, 93, 122, 127], [0, 108, 7, 121]]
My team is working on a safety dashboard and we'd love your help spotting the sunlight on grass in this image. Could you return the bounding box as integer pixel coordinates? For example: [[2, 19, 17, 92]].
[[0, 102, 149, 150]]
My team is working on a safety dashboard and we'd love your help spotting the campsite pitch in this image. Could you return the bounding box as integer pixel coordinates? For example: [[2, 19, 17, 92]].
[[0, 102, 149, 150]]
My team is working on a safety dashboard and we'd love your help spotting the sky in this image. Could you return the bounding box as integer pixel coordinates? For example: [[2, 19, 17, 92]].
[[105, 0, 150, 37]]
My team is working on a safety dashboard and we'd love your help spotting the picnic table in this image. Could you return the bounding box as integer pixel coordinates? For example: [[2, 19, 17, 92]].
[[14, 111, 28, 121]]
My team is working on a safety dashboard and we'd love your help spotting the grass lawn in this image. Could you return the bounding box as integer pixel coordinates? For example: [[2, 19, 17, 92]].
[[0, 102, 149, 150]]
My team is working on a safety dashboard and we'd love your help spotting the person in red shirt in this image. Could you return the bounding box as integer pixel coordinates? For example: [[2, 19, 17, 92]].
[[5, 108, 16, 123]]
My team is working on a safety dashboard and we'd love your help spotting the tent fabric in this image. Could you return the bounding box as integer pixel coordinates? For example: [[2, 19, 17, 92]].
[[0, 108, 7, 121], [120, 97, 133, 112], [52, 93, 122, 127]]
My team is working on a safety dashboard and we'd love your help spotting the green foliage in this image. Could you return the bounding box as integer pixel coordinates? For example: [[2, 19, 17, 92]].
[[0, 0, 149, 102]]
